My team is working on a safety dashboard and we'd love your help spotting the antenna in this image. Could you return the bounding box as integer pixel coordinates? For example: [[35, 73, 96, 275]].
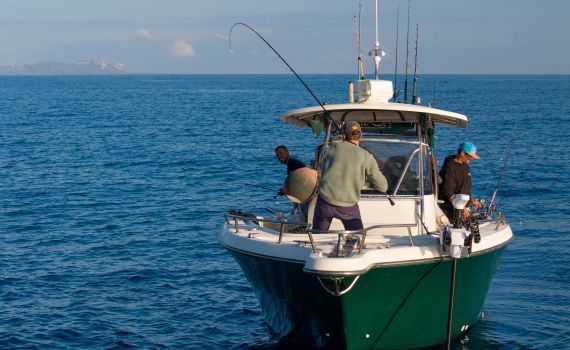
[[403, 0, 411, 103], [369, 0, 385, 80], [412, 24, 420, 104], [393, 2, 400, 101], [375, 0, 379, 48]]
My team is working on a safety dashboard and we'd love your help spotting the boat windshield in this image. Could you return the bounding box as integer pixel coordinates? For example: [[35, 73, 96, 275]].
[[361, 138, 434, 196]]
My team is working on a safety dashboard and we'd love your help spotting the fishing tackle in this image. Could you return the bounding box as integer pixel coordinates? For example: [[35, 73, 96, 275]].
[[411, 24, 420, 105], [354, 3, 365, 80], [485, 122, 519, 216], [229, 23, 339, 130], [493, 159, 535, 210], [393, 2, 400, 101], [229, 22, 394, 206], [403, 0, 411, 103]]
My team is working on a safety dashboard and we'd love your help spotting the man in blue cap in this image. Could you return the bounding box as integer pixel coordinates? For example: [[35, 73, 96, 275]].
[[439, 142, 482, 219]]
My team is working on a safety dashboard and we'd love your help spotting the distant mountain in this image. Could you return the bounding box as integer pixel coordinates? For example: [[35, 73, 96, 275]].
[[0, 60, 127, 75]]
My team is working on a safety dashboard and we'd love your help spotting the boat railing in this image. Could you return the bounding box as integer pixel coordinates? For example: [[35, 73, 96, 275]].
[[224, 211, 417, 256], [223, 211, 313, 247], [308, 224, 417, 256]]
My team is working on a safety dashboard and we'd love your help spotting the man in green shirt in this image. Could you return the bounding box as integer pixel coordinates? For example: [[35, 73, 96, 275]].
[[313, 122, 388, 231]]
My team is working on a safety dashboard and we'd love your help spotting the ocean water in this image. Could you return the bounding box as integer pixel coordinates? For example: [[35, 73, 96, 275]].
[[0, 74, 569, 349]]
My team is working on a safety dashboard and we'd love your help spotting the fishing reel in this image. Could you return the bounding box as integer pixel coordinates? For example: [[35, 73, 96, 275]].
[[464, 215, 481, 244], [468, 198, 486, 218]]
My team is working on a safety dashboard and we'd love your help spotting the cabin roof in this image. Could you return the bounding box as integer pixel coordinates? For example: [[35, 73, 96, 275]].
[[280, 102, 468, 128]]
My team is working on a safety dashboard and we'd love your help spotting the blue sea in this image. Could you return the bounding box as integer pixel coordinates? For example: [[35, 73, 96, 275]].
[[1, 74, 569, 349]]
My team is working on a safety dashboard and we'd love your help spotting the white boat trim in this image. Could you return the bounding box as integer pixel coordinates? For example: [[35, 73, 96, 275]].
[[219, 220, 513, 276], [280, 102, 468, 128]]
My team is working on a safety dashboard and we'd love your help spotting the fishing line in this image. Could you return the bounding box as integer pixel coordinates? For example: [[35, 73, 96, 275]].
[[230, 23, 394, 206], [228, 23, 339, 129], [252, 183, 279, 192], [494, 159, 536, 209]]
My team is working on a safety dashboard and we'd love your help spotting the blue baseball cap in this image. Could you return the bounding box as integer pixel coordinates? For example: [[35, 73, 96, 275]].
[[459, 142, 480, 159]]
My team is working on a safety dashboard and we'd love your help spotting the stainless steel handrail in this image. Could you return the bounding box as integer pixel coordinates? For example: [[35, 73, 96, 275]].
[[224, 212, 418, 256], [308, 223, 417, 255], [223, 213, 308, 227], [224, 212, 316, 252]]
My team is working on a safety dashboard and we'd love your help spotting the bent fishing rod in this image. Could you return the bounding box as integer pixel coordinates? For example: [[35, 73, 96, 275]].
[[229, 23, 339, 130], [229, 23, 395, 206]]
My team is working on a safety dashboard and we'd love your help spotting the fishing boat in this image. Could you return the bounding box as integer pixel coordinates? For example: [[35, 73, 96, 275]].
[[220, 4, 513, 349]]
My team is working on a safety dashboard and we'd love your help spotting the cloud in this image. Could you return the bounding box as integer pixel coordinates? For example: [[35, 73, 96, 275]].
[[171, 40, 196, 57], [214, 33, 228, 40], [135, 29, 152, 39]]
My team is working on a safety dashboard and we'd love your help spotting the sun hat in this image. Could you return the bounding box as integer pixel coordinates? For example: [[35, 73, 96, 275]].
[[459, 142, 480, 159]]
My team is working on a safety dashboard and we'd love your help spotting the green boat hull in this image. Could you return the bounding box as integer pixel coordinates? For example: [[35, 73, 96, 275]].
[[228, 245, 508, 349]]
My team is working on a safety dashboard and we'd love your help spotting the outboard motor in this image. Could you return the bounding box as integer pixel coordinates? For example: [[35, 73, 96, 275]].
[[440, 194, 475, 258]]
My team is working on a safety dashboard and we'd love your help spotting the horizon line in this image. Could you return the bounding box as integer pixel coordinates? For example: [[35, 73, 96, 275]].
[[1, 72, 569, 76]]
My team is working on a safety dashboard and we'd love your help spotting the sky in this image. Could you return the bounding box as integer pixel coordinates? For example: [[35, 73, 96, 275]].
[[0, 0, 568, 74]]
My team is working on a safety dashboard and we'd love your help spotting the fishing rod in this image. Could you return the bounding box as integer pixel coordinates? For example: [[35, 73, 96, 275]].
[[229, 23, 339, 130], [411, 24, 420, 105], [230, 23, 394, 207], [355, 3, 365, 80], [354, 15, 359, 80], [385, 193, 396, 206], [485, 122, 519, 217], [393, 2, 400, 101], [481, 119, 519, 198], [492, 150, 534, 212], [403, 0, 411, 103]]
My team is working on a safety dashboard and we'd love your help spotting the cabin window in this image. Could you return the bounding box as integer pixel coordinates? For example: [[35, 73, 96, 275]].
[[361, 138, 434, 196]]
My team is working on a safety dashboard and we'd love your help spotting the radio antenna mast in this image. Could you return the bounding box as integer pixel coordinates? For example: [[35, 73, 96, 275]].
[[369, 0, 385, 80]]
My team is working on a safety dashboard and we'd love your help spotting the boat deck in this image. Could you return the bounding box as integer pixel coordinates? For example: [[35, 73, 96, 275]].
[[221, 213, 513, 274]]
